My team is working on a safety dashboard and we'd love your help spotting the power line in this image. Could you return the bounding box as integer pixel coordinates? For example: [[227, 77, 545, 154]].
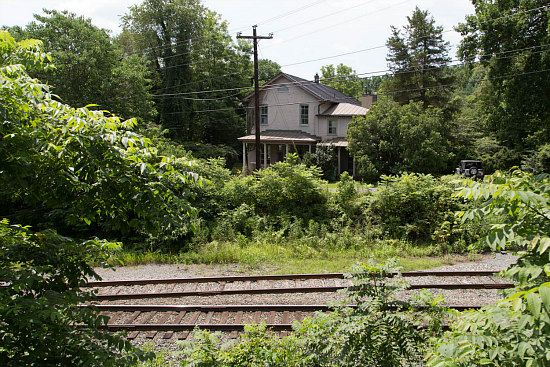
[[255, 0, 329, 26], [132, 3, 550, 96], [147, 4, 550, 94], [270, 0, 381, 34], [261, 0, 412, 50], [160, 66, 550, 115], [150, 43, 550, 100], [121, 0, 328, 59]]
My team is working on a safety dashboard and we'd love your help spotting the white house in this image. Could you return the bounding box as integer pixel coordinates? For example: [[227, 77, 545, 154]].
[[238, 72, 375, 177]]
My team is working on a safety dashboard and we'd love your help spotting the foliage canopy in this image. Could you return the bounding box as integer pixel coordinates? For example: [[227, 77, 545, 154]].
[[0, 30, 198, 245]]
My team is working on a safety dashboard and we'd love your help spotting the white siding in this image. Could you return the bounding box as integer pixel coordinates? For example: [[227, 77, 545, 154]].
[[249, 76, 354, 140], [251, 76, 319, 136]]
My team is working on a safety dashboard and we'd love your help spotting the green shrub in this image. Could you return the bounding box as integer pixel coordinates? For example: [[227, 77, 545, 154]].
[[427, 170, 550, 367], [252, 154, 327, 217], [302, 145, 338, 181], [367, 173, 477, 248], [0, 220, 152, 366]]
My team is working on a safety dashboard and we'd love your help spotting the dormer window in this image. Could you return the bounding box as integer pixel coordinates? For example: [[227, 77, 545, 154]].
[[300, 104, 309, 125]]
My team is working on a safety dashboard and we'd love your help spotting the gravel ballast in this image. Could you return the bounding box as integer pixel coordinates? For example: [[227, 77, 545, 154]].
[[93, 253, 519, 355]]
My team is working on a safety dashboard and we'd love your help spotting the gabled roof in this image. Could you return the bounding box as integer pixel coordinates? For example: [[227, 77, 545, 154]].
[[319, 103, 367, 117], [243, 72, 361, 106]]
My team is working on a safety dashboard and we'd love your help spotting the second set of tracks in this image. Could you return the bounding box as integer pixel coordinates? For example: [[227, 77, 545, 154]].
[[87, 270, 514, 341]]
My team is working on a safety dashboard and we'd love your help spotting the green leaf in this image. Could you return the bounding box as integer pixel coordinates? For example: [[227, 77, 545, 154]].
[[537, 237, 550, 255], [479, 358, 494, 365], [539, 285, 550, 314], [526, 292, 541, 319]]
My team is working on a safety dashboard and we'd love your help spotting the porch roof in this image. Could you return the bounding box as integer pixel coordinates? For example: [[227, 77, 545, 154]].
[[238, 130, 318, 144], [319, 103, 367, 117], [317, 137, 349, 147]]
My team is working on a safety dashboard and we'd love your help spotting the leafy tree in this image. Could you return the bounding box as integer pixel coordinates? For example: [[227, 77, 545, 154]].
[[362, 74, 391, 94], [320, 63, 362, 99], [456, 0, 550, 153], [0, 30, 197, 246], [0, 31, 157, 366], [347, 98, 454, 181], [11, 10, 155, 121], [121, 0, 252, 144], [427, 170, 550, 366], [384, 7, 453, 108], [258, 58, 281, 84]]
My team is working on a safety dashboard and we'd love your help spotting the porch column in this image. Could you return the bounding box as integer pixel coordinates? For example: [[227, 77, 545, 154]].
[[242, 142, 246, 174], [352, 158, 356, 178], [263, 143, 268, 168], [338, 147, 341, 174], [309, 144, 312, 153], [286, 144, 289, 157]]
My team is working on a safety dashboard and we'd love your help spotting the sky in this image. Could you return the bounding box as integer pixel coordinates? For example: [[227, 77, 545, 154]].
[[0, 0, 476, 79]]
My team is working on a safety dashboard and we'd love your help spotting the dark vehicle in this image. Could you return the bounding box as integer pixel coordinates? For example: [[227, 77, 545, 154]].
[[456, 160, 484, 180]]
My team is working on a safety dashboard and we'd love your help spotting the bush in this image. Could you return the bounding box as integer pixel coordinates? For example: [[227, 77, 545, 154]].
[[302, 145, 338, 181], [367, 173, 479, 249], [0, 220, 151, 366], [220, 154, 327, 220], [427, 170, 550, 366]]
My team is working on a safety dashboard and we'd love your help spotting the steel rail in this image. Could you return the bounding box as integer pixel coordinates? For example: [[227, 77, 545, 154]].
[[90, 303, 482, 312], [89, 304, 334, 312], [102, 323, 295, 332], [95, 281, 514, 301], [86, 270, 503, 287]]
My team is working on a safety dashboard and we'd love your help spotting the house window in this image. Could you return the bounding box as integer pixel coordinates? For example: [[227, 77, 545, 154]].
[[260, 106, 268, 125], [277, 87, 289, 93], [328, 120, 337, 135], [300, 104, 309, 125]]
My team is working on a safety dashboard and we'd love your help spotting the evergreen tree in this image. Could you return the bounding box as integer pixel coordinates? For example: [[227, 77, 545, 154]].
[[384, 7, 453, 108]]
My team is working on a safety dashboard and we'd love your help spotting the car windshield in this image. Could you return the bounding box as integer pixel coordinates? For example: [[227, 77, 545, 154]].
[[464, 161, 482, 169]]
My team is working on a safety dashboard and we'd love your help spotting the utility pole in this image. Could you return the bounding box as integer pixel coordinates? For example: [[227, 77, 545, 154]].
[[237, 26, 272, 171]]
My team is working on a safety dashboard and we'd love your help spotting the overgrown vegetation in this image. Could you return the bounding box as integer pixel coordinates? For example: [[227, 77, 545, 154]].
[[0, 220, 152, 366], [427, 170, 550, 366], [158, 157, 488, 270], [2, 0, 550, 365]]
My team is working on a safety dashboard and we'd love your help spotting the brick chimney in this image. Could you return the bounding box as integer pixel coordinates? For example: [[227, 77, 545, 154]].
[[361, 93, 377, 109]]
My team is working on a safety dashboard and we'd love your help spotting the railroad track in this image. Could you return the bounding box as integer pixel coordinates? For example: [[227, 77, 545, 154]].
[[87, 270, 514, 341]]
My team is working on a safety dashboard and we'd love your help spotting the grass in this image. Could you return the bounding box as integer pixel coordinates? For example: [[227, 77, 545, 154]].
[[107, 236, 478, 274]]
